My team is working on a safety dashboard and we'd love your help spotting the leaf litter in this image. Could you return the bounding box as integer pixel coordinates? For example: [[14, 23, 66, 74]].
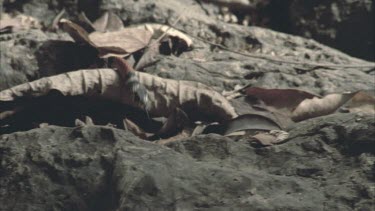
[[2, 12, 374, 147]]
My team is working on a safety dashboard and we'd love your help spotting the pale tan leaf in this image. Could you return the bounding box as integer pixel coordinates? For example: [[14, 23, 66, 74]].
[[74, 116, 94, 127], [0, 68, 237, 122], [136, 23, 193, 47], [155, 129, 191, 145], [84, 116, 94, 125], [92, 11, 124, 32], [75, 118, 86, 127], [251, 133, 275, 146], [346, 90, 375, 114], [89, 28, 152, 56], [292, 92, 357, 121], [191, 123, 207, 136], [252, 130, 289, 146], [123, 118, 149, 139], [50, 9, 66, 31]]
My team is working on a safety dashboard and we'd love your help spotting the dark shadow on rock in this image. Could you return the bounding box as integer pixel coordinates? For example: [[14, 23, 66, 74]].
[[35, 40, 102, 77], [0, 92, 163, 135]]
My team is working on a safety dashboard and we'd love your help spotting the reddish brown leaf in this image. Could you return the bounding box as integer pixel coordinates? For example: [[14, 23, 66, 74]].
[[123, 118, 150, 139], [244, 87, 318, 115]]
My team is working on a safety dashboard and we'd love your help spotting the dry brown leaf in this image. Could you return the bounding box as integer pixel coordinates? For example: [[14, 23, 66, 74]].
[[136, 23, 193, 48], [123, 118, 150, 139], [92, 11, 124, 32], [236, 87, 374, 128], [202, 113, 281, 135], [0, 13, 41, 32], [89, 28, 152, 57], [59, 18, 151, 58], [0, 68, 237, 122], [155, 129, 191, 145], [244, 87, 318, 115], [243, 87, 371, 123], [292, 92, 357, 121], [134, 40, 161, 70], [346, 90, 375, 114], [152, 107, 189, 139], [251, 133, 275, 146], [58, 18, 96, 46]]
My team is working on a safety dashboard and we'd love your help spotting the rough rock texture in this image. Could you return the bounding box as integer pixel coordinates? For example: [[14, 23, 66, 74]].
[[0, 113, 374, 211], [1, 0, 374, 210]]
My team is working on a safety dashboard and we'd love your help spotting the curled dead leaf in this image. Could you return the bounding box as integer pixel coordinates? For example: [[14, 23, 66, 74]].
[[202, 114, 281, 135], [0, 68, 237, 122], [237, 87, 372, 126], [123, 118, 149, 139], [292, 92, 357, 122], [244, 87, 318, 115]]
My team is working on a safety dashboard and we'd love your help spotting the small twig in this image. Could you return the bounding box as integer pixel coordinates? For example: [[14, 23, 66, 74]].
[[172, 26, 375, 69], [50, 8, 66, 31]]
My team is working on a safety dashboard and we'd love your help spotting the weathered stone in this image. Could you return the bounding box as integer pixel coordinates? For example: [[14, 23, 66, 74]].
[[0, 113, 373, 210]]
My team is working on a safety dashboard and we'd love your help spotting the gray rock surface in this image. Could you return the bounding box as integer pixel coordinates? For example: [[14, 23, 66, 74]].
[[0, 113, 374, 210], [1, 0, 374, 210]]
